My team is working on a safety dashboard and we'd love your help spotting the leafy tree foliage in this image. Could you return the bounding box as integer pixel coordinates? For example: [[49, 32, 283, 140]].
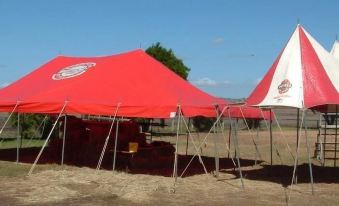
[[146, 42, 190, 80], [10, 113, 51, 139], [192, 116, 215, 132]]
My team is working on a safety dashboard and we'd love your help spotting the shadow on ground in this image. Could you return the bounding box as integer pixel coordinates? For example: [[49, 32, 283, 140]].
[[0, 147, 339, 188]]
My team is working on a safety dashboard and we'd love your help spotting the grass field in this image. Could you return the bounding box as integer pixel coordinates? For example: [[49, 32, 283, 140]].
[[0, 124, 338, 205]]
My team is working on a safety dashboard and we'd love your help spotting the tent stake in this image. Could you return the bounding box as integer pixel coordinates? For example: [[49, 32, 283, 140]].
[[112, 119, 120, 172], [61, 115, 67, 166], [28, 102, 68, 176]]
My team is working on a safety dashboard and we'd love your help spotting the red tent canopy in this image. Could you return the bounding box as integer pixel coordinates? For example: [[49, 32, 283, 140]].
[[0, 50, 225, 118], [228, 105, 272, 120]]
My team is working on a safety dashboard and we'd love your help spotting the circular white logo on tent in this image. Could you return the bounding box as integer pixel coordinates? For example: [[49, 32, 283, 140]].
[[52, 62, 96, 80]]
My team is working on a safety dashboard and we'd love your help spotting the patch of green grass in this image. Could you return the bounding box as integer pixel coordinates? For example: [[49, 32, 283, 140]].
[[0, 139, 45, 149]]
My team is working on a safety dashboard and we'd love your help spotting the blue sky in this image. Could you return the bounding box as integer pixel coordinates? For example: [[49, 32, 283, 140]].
[[1, 0, 339, 98]]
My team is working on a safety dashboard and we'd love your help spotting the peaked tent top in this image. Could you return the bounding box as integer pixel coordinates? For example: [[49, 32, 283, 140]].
[[0, 49, 227, 118], [331, 40, 339, 60], [247, 25, 339, 110]]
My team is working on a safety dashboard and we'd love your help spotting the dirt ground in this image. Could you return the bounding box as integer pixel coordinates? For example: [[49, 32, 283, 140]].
[[0, 129, 339, 205]]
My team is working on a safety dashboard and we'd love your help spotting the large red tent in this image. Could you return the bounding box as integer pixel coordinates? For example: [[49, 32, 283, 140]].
[[0, 49, 225, 118]]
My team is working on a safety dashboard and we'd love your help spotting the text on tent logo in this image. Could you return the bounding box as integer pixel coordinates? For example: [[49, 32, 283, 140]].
[[52, 62, 96, 80]]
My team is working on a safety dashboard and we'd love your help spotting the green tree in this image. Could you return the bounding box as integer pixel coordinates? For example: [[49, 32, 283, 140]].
[[146, 42, 190, 80], [192, 116, 215, 132], [10, 113, 51, 139]]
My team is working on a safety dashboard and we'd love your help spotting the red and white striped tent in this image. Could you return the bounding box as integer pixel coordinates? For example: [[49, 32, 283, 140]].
[[247, 24, 339, 110], [331, 40, 339, 60], [246, 24, 339, 194]]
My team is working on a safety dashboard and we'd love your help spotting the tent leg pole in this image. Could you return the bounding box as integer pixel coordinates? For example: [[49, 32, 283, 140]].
[[255, 125, 259, 165], [290, 109, 304, 190], [185, 118, 190, 156], [61, 115, 67, 166], [304, 111, 314, 195], [239, 107, 262, 162], [335, 106, 338, 167], [234, 118, 244, 188], [213, 123, 219, 177], [323, 112, 328, 166], [227, 108, 244, 188], [295, 108, 300, 183], [270, 109, 273, 165], [96, 104, 120, 170], [16, 112, 20, 164], [28, 102, 67, 176], [179, 107, 227, 178], [228, 124, 231, 159], [112, 119, 120, 172], [181, 115, 209, 176], [173, 106, 181, 183]]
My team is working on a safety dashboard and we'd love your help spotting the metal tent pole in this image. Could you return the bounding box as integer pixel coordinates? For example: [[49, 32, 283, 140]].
[[185, 118, 190, 156], [61, 115, 67, 166], [323, 112, 327, 166], [16, 112, 20, 163], [112, 119, 120, 172], [270, 109, 273, 165], [290, 109, 304, 188], [304, 110, 314, 194], [180, 116, 208, 175], [256, 123, 259, 165], [227, 108, 244, 189], [28, 102, 67, 176], [173, 105, 181, 182], [179, 106, 227, 177], [96, 104, 120, 170], [213, 122, 220, 177], [228, 124, 231, 159], [335, 106, 338, 167], [239, 107, 262, 162], [295, 108, 300, 183]]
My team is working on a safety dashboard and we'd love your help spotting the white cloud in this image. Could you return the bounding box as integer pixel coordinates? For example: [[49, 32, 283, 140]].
[[191, 77, 217, 86], [191, 77, 231, 88], [212, 37, 224, 45], [0, 82, 9, 88]]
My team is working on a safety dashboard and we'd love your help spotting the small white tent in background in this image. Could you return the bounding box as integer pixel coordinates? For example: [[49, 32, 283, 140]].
[[331, 40, 339, 60]]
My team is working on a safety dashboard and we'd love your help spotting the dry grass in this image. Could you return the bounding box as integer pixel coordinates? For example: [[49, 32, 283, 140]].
[[0, 128, 338, 205]]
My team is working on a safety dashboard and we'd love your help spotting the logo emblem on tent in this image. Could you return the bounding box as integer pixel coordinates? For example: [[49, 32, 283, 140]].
[[278, 79, 292, 94], [52, 62, 96, 80]]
